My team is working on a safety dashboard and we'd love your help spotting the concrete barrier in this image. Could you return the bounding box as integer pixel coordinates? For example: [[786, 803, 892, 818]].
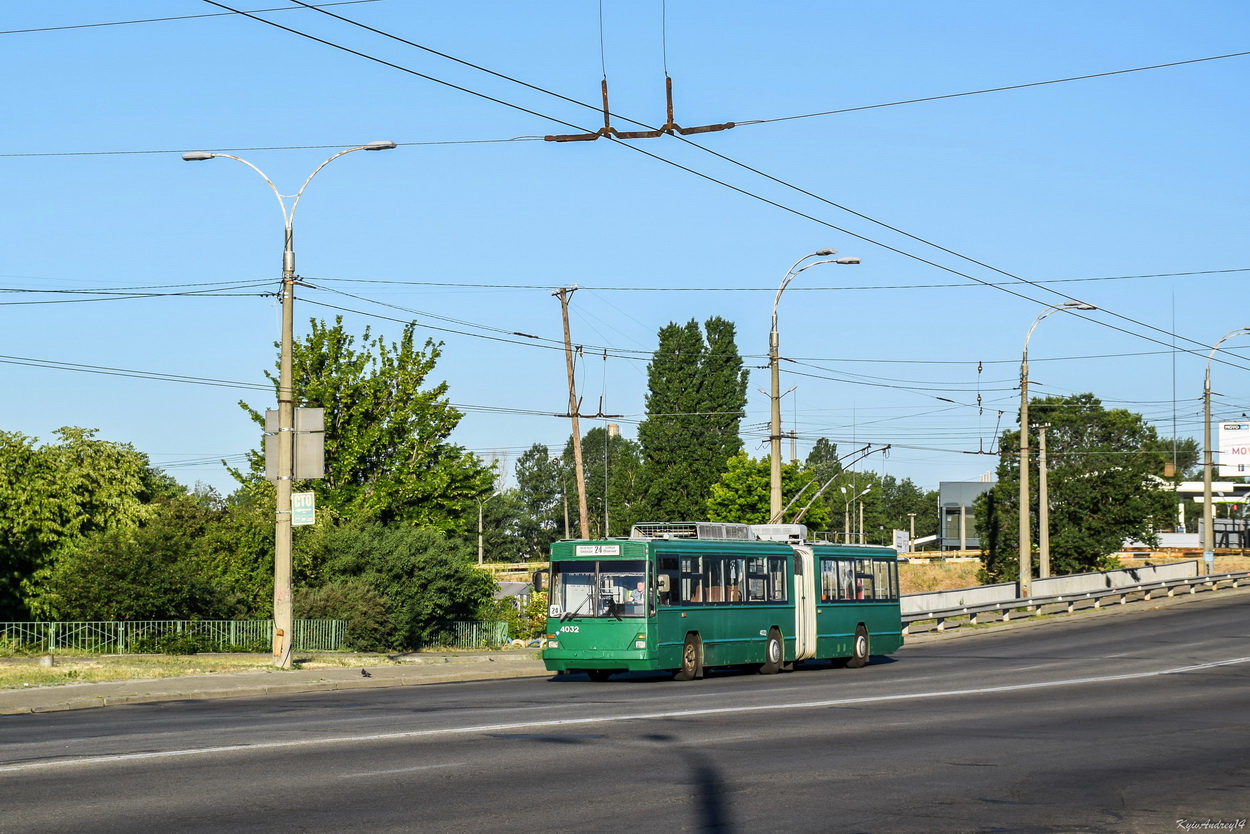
[[900, 582, 1017, 616], [1029, 561, 1198, 597]]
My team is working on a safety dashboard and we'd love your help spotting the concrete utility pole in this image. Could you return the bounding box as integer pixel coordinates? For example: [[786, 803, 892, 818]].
[[1019, 301, 1095, 597], [770, 250, 859, 521], [183, 141, 395, 668], [1204, 327, 1250, 574], [554, 286, 590, 539], [1038, 424, 1051, 578], [478, 492, 499, 564]]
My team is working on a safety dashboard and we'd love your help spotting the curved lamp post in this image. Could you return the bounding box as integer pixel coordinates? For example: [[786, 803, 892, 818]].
[[770, 249, 859, 521], [1203, 327, 1250, 575], [1019, 300, 1095, 596], [182, 141, 396, 668]]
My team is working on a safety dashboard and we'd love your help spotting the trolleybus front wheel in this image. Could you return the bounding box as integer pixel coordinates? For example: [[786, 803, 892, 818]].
[[674, 633, 703, 681], [847, 625, 870, 668], [760, 627, 784, 675]]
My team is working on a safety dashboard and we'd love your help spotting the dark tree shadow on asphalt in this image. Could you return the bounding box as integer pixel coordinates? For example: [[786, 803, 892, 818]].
[[643, 733, 734, 831]]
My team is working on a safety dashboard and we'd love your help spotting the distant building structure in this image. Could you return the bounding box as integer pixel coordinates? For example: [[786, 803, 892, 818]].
[[939, 478, 996, 551]]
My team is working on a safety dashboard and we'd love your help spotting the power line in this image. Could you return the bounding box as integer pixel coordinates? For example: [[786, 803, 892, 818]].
[[8, 5, 1242, 382], [0, 282, 272, 306], [311, 266, 1250, 292], [0, 354, 272, 391], [25, 3, 1241, 408], [740, 50, 1250, 125], [0, 136, 541, 159], [270, 0, 1249, 364], [0, 1, 382, 36]]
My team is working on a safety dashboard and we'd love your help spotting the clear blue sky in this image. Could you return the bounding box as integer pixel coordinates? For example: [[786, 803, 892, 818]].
[[2, 1, 1248, 496]]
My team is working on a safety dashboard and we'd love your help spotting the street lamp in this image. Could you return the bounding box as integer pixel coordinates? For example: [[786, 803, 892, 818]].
[[770, 249, 859, 521], [1204, 327, 1250, 575], [182, 141, 396, 669], [1019, 300, 1095, 597]]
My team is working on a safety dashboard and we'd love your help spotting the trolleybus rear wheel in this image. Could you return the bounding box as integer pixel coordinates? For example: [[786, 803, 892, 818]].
[[760, 628, 784, 675], [674, 633, 703, 681], [847, 625, 870, 668]]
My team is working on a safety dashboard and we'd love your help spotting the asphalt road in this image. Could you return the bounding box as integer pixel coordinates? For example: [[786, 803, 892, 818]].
[[3, 592, 1248, 833]]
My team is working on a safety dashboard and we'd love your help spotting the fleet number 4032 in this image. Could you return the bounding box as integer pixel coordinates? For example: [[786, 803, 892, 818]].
[[559, 625, 579, 633]]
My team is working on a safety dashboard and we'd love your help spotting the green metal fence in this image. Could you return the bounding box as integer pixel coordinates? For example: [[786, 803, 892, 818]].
[[415, 621, 509, 651], [0, 620, 346, 654]]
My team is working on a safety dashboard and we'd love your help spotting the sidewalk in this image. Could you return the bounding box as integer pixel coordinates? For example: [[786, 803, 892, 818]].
[[0, 651, 549, 715]]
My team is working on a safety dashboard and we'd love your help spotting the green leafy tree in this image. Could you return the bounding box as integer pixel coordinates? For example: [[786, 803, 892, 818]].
[[0, 428, 166, 620], [638, 317, 748, 520], [512, 444, 564, 557], [25, 493, 239, 621], [806, 438, 843, 485], [706, 452, 831, 528], [1144, 436, 1201, 480], [310, 523, 498, 649], [240, 318, 494, 535], [563, 427, 644, 538], [294, 578, 392, 652], [975, 393, 1173, 581], [478, 489, 527, 563]]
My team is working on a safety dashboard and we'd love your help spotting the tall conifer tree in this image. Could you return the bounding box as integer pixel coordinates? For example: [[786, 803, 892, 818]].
[[638, 317, 748, 520]]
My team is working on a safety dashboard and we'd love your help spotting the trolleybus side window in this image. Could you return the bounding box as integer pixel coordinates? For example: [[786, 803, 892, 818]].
[[747, 557, 767, 601], [727, 558, 745, 602], [854, 559, 875, 599], [657, 557, 679, 606], [873, 560, 895, 600], [819, 557, 899, 602], [705, 559, 726, 602], [681, 556, 702, 603], [768, 557, 788, 602]]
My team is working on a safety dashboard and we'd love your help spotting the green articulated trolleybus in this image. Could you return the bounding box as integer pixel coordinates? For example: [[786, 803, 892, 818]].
[[541, 521, 903, 681]]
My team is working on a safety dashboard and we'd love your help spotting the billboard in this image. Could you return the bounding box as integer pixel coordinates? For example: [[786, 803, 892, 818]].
[[1219, 422, 1250, 477]]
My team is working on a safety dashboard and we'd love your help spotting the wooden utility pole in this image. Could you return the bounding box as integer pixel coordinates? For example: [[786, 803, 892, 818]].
[[553, 286, 590, 539]]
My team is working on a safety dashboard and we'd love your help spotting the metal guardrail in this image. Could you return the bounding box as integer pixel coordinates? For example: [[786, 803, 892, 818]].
[[901, 570, 1250, 635]]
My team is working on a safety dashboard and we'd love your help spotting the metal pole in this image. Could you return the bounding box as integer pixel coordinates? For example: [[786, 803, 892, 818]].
[[1203, 327, 1250, 575], [769, 250, 858, 521], [769, 325, 783, 520], [1017, 301, 1095, 597], [1018, 344, 1031, 597]]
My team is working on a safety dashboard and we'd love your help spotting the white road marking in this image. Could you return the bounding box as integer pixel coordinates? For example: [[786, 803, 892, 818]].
[[341, 763, 464, 778], [3, 655, 1246, 776]]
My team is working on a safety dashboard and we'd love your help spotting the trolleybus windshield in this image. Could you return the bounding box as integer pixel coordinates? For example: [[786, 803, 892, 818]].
[[549, 559, 647, 620]]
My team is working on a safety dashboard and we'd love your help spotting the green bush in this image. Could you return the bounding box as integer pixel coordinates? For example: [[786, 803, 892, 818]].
[[295, 578, 392, 652]]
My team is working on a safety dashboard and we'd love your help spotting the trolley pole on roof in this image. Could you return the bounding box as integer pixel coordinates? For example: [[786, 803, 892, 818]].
[[554, 286, 591, 539]]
